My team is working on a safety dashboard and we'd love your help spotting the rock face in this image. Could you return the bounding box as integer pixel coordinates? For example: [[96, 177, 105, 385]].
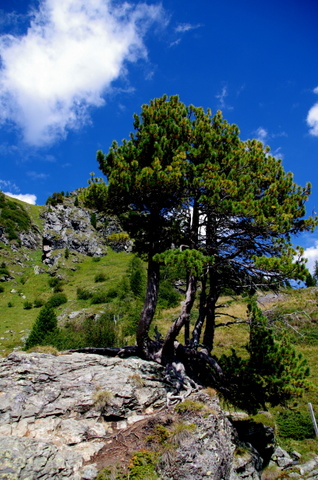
[[0, 352, 167, 480], [42, 204, 108, 263], [0, 351, 282, 480], [41, 201, 132, 264]]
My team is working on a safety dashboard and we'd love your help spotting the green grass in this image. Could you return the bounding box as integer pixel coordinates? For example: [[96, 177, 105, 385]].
[[0, 247, 134, 354]]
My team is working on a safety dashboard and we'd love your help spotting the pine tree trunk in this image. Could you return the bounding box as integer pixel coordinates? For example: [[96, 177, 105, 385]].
[[191, 272, 207, 345], [202, 273, 220, 354], [136, 254, 160, 359], [161, 275, 197, 364]]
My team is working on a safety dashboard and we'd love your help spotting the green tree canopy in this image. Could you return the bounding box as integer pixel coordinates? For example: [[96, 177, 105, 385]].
[[96, 95, 315, 363]]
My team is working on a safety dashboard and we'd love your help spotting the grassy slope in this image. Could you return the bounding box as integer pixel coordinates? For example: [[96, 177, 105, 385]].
[[0, 248, 133, 354]]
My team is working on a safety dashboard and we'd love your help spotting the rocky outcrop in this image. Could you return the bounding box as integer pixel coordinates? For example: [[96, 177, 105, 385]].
[[1, 351, 310, 480], [0, 351, 248, 480], [42, 204, 108, 263], [0, 352, 167, 479], [41, 201, 132, 264]]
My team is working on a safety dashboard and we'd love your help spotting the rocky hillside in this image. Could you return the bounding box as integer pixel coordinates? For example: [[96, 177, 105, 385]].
[[0, 191, 130, 263]]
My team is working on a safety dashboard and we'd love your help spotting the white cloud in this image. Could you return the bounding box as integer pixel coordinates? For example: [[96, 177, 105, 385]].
[[307, 86, 318, 136], [215, 86, 233, 110], [255, 127, 268, 144], [4, 192, 37, 204], [27, 171, 49, 180], [175, 23, 202, 33], [302, 241, 318, 273], [0, 179, 19, 192], [0, 0, 162, 146], [307, 103, 318, 137]]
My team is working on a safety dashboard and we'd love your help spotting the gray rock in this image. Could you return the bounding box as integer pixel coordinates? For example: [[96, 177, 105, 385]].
[[0, 352, 271, 480], [0, 352, 169, 479], [0, 435, 83, 480], [42, 204, 109, 263]]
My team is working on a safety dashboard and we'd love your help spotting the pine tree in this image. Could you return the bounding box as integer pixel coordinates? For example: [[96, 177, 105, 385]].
[[24, 305, 58, 350], [219, 301, 311, 412]]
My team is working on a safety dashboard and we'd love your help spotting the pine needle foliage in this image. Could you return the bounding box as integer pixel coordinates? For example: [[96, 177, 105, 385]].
[[219, 300, 311, 413]]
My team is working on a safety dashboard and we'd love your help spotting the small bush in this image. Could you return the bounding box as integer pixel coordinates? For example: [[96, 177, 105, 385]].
[[23, 301, 33, 310], [7, 301, 13, 307], [0, 267, 10, 276], [128, 451, 159, 480], [46, 293, 67, 308], [48, 277, 62, 288], [157, 281, 181, 309], [90, 291, 109, 304], [276, 410, 315, 440], [0, 285, 4, 293], [90, 212, 97, 229], [90, 288, 119, 304], [174, 400, 204, 415], [34, 298, 45, 308], [92, 257, 101, 262], [83, 313, 119, 347], [77, 287, 93, 300], [92, 390, 114, 411], [94, 272, 107, 283]]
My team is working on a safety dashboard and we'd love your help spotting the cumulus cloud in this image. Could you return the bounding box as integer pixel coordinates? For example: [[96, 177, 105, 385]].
[[307, 105, 318, 136], [4, 192, 37, 204], [0, 0, 162, 146], [302, 241, 318, 273], [307, 86, 318, 136]]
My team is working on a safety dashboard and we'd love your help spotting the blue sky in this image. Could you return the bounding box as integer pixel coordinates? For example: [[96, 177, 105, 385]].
[[0, 0, 318, 269]]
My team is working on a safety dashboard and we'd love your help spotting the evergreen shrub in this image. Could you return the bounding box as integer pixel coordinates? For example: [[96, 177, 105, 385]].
[[25, 305, 58, 350], [276, 410, 314, 440], [46, 293, 67, 308]]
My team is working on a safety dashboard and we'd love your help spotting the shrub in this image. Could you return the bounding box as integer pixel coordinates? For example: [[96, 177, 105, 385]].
[[90, 290, 109, 304], [128, 451, 159, 480], [77, 287, 93, 300], [0, 267, 10, 276], [276, 410, 315, 440], [90, 212, 97, 229], [92, 390, 114, 411], [46, 293, 67, 308], [157, 280, 181, 309], [94, 272, 107, 283], [174, 400, 204, 415], [7, 301, 13, 307], [127, 256, 145, 298], [23, 301, 33, 310], [24, 305, 58, 350], [46, 192, 64, 206], [83, 312, 119, 347], [48, 277, 61, 288], [90, 288, 119, 304], [34, 298, 45, 308], [64, 248, 70, 259], [0, 285, 4, 293]]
